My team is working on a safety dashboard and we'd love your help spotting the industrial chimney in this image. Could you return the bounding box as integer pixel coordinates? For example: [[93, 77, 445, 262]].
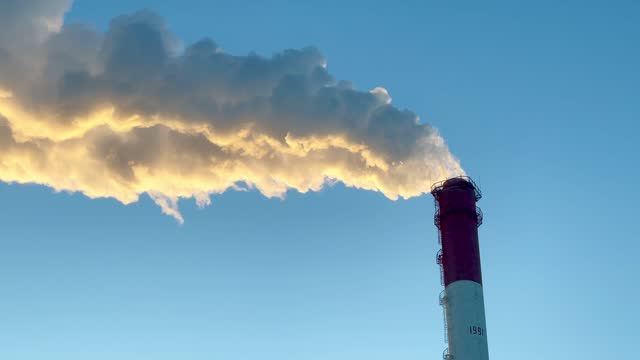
[[432, 177, 489, 360]]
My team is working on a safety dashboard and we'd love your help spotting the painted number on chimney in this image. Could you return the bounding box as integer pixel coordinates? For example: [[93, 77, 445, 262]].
[[469, 326, 485, 336]]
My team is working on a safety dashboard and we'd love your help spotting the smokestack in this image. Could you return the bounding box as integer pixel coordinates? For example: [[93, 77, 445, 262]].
[[432, 177, 489, 360]]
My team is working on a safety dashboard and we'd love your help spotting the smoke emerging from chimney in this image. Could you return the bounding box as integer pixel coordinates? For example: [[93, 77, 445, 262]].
[[0, 0, 464, 223]]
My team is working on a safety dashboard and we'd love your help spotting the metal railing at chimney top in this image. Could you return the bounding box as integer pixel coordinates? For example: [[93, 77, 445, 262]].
[[430, 175, 482, 201]]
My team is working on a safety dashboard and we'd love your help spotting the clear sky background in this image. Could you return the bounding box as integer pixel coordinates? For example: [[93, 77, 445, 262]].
[[1, 1, 639, 359]]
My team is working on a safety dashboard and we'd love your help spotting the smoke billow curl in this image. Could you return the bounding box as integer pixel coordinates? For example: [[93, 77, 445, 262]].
[[0, 0, 463, 223]]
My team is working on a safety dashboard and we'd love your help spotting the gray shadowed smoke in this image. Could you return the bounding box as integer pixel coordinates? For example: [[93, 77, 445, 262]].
[[0, 0, 464, 223]]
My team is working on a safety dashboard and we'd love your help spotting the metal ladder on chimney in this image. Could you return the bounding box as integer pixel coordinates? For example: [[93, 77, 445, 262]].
[[439, 289, 449, 343], [435, 200, 453, 359], [437, 252, 452, 360]]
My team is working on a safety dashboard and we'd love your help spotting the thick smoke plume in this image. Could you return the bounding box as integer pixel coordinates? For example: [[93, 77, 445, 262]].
[[0, 0, 463, 223]]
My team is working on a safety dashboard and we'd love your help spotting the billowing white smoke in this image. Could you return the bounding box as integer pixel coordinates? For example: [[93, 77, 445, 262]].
[[0, 0, 463, 223]]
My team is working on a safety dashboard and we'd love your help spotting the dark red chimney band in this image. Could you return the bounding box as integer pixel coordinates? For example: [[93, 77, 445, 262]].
[[432, 177, 483, 286]]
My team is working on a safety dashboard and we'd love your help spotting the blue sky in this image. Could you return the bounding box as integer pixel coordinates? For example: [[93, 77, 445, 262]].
[[1, 1, 639, 359]]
